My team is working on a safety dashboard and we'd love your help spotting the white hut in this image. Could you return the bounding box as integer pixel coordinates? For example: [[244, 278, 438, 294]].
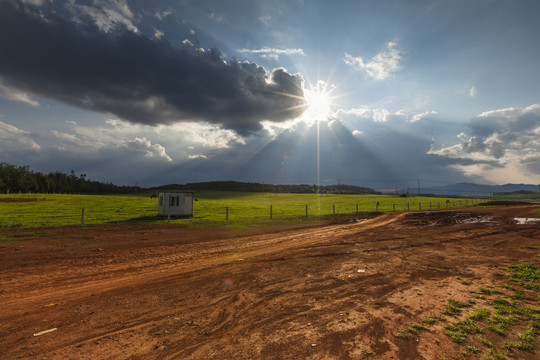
[[158, 192, 194, 217]]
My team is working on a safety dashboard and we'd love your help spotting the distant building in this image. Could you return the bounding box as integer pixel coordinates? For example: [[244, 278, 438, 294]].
[[158, 192, 193, 217]]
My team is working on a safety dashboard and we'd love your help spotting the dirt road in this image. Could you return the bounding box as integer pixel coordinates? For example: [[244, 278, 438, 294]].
[[1, 205, 539, 359]]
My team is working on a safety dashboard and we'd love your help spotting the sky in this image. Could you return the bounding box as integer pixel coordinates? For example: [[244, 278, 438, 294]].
[[1, 0, 540, 190]]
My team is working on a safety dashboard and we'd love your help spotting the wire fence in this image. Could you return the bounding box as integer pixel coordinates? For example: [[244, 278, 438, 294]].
[[0, 192, 493, 228], [202, 198, 489, 223]]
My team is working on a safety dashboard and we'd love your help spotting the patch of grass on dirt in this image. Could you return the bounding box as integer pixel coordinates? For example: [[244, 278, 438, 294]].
[[522, 244, 540, 249], [444, 330, 466, 343], [398, 262, 540, 358], [476, 287, 504, 296], [361, 348, 374, 356], [506, 262, 540, 290], [442, 298, 475, 316], [479, 338, 494, 348], [466, 345, 481, 353], [423, 314, 445, 325], [395, 331, 410, 339]]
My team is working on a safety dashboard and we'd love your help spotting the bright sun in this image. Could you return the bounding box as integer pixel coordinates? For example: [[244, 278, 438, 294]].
[[303, 80, 334, 123]]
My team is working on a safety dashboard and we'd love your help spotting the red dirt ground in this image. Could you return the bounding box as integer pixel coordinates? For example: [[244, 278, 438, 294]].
[[1, 205, 540, 359]]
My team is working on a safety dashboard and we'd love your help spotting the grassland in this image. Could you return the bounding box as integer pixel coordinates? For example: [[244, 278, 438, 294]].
[[0, 192, 489, 229]]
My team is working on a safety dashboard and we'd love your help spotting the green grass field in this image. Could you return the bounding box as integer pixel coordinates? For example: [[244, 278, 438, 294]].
[[0, 192, 488, 229]]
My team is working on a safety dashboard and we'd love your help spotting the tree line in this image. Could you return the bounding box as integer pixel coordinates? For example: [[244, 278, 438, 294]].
[[0, 162, 140, 194], [0, 163, 378, 195], [153, 181, 378, 195]]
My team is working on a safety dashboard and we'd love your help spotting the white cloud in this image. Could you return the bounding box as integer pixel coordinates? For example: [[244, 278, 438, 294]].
[[410, 111, 438, 123], [209, 12, 224, 22], [352, 129, 363, 136], [165, 122, 245, 149], [128, 137, 172, 161], [0, 121, 40, 151], [344, 41, 403, 80], [429, 104, 540, 183], [477, 106, 523, 118], [21, 0, 50, 6], [0, 80, 40, 107], [66, 0, 139, 33], [469, 86, 477, 98], [188, 154, 208, 159], [337, 106, 416, 123], [338, 106, 438, 125], [237, 47, 305, 60], [154, 9, 173, 21], [258, 14, 271, 25], [261, 54, 279, 61], [154, 29, 164, 39], [337, 107, 372, 118]]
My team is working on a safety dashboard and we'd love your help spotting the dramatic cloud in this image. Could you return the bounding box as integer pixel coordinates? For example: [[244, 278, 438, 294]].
[[237, 47, 306, 61], [429, 104, 540, 181], [0, 1, 306, 135], [344, 41, 402, 80]]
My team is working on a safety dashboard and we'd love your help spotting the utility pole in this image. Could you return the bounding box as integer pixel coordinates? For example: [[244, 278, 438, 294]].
[[417, 179, 420, 195]]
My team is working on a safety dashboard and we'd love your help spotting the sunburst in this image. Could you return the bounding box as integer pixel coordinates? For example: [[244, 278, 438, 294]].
[[302, 80, 335, 124]]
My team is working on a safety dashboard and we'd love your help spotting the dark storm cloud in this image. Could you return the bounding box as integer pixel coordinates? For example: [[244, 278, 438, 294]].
[[0, 1, 306, 135]]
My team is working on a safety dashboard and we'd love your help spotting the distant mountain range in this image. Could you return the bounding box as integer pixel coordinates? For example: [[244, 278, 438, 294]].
[[418, 182, 540, 195]]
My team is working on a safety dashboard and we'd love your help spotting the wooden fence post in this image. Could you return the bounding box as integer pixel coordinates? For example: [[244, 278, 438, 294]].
[[81, 208, 85, 225], [419, 203, 422, 211], [393, 204, 396, 212], [407, 203, 410, 211], [333, 204, 335, 215], [305, 205, 308, 217], [356, 204, 358, 213], [270, 205, 273, 219], [226, 207, 229, 221]]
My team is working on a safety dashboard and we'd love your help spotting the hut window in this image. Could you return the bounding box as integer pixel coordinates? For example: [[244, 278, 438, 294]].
[[170, 196, 179, 207]]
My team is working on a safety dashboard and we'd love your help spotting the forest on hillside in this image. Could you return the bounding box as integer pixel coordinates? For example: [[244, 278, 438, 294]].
[[0, 163, 378, 195], [0, 163, 140, 194], [153, 181, 378, 195]]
